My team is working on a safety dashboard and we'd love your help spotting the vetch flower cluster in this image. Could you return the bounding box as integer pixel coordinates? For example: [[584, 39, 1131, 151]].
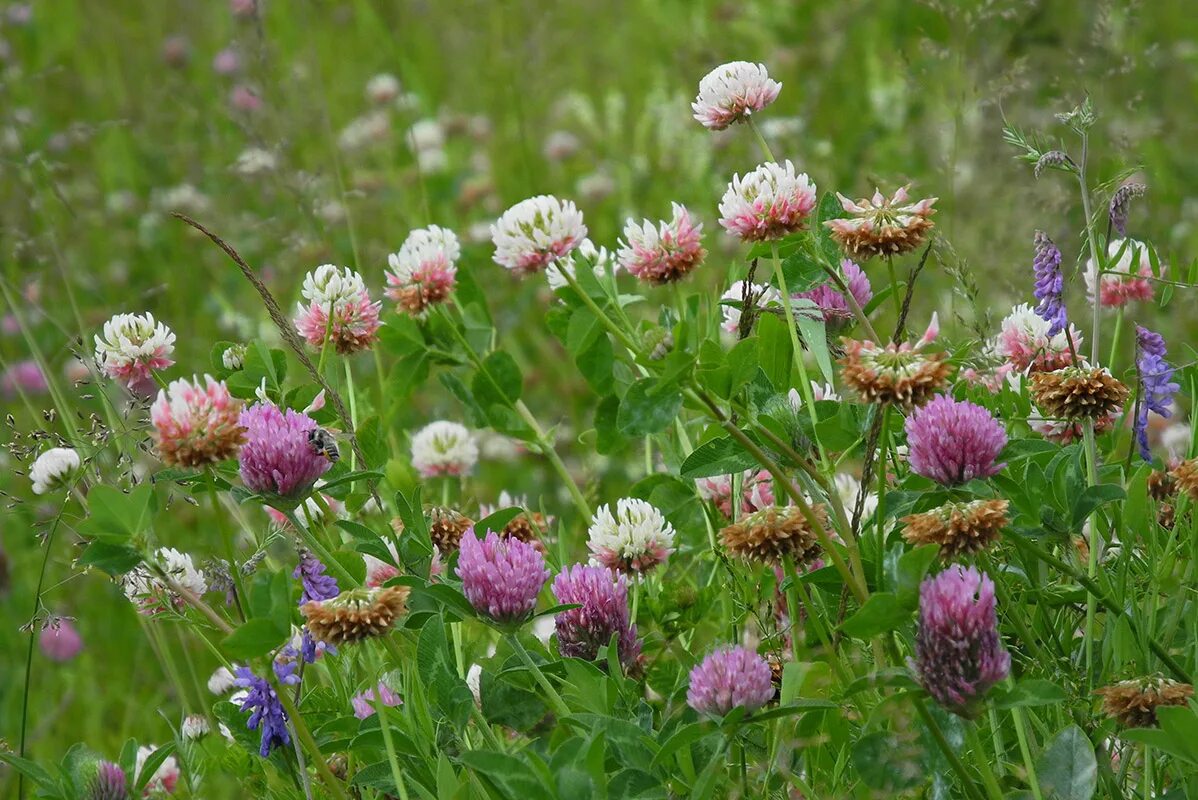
[[385, 225, 460, 315], [912, 565, 1011, 717], [491, 195, 587, 275], [94, 312, 176, 394], [151, 375, 246, 467], [719, 160, 817, 242], [456, 529, 550, 624], [233, 666, 290, 757], [294, 264, 381, 354], [691, 61, 781, 130], [617, 203, 706, 284], [1032, 231, 1067, 336], [686, 646, 775, 717], [238, 402, 332, 501], [905, 395, 1007, 487], [1135, 325, 1180, 461], [586, 498, 675, 575]]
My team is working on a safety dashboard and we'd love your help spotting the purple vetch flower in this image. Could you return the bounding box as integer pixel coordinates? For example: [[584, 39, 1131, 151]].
[[912, 565, 1010, 717], [85, 760, 128, 800], [1109, 183, 1147, 239], [456, 529, 550, 624], [233, 666, 290, 757], [686, 646, 775, 717], [294, 549, 340, 604], [905, 396, 1007, 486], [1135, 326, 1180, 461], [351, 680, 403, 719], [1032, 231, 1067, 337], [551, 564, 641, 669], [238, 402, 331, 501]]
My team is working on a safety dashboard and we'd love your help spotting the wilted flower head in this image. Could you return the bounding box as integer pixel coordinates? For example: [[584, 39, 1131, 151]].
[[1135, 325, 1180, 461], [233, 666, 290, 757], [695, 469, 775, 518], [718, 281, 781, 334], [686, 646, 775, 716], [912, 565, 1010, 717], [1029, 366, 1129, 422], [545, 239, 615, 292], [1108, 183, 1147, 239], [39, 616, 83, 662], [1030, 409, 1119, 445], [411, 421, 478, 478], [85, 760, 127, 800], [385, 225, 460, 314], [792, 259, 873, 325], [301, 586, 410, 645], [29, 447, 80, 495], [992, 303, 1079, 374], [552, 564, 641, 668], [238, 402, 332, 501], [905, 396, 1007, 486], [839, 318, 952, 408], [691, 61, 781, 130], [720, 505, 826, 566], [94, 312, 175, 394], [1032, 231, 1067, 337], [294, 265, 382, 354], [902, 499, 1009, 559], [1084, 239, 1157, 307], [491, 195, 587, 275], [617, 203, 706, 284], [352, 680, 403, 719], [586, 498, 675, 575], [825, 186, 937, 258], [151, 375, 245, 467], [122, 547, 207, 614], [719, 160, 817, 242], [457, 529, 550, 623], [1097, 676, 1194, 728]]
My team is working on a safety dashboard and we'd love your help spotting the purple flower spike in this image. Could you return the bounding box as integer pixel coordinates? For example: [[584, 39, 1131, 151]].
[[456, 529, 550, 624], [906, 395, 1007, 487], [1033, 231, 1067, 337], [233, 666, 291, 757], [912, 566, 1011, 717], [86, 760, 128, 800], [551, 564, 641, 669], [294, 549, 340, 604], [238, 402, 331, 501], [686, 646, 775, 717], [1135, 325, 1180, 461]]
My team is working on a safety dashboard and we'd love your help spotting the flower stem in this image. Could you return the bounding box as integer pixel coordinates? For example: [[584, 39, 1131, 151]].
[[885, 255, 904, 324], [274, 680, 350, 800], [1010, 703, 1044, 800], [509, 634, 571, 718], [964, 721, 1005, 800], [912, 698, 988, 800], [375, 700, 411, 800], [1082, 420, 1101, 690], [770, 243, 825, 464], [1075, 133, 1104, 366]]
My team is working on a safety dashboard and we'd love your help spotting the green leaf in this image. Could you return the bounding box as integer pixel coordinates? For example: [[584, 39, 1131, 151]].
[[839, 592, 912, 639], [679, 435, 759, 479], [617, 378, 682, 436], [853, 730, 924, 791], [1069, 483, 1125, 531], [458, 751, 554, 799], [1037, 725, 1097, 800], [894, 544, 939, 606], [650, 722, 710, 770], [755, 312, 792, 390], [991, 679, 1068, 710], [0, 751, 59, 792], [472, 350, 523, 409], [792, 298, 834, 384], [132, 743, 177, 796], [222, 618, 289, 660], [81, 483, 155, 542], [78, 541, 143, 575]]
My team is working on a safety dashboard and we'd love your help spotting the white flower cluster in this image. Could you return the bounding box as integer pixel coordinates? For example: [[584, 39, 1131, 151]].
[[491, 195, 587, 274], [300, 264, 370, 310], [545, 239, 614, 291], [586, 498, 675, 572], [410, 421, 479, 478], [388, 225, 461, 282], [30, 447, 80, 494]]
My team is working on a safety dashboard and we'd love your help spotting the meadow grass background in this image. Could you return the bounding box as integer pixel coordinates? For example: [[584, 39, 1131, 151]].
[[2, 0, 1197, 784]]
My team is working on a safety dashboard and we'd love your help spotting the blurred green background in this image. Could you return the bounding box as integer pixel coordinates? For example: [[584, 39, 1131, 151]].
[[2, 0, 1195, 778]]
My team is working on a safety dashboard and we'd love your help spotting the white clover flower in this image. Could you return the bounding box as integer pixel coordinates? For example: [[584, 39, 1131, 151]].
[[300, 264, 370, 310], [719, 280, 781, 333], [123, 547, 207, 613], [617, 203, 706, 285], [208, 665, 238, 694], [543, 130, 581, 162], [385, 225, 460, 314], [411, 421, 478, 478], [181, 714, 210, 740], [408, 118, 445, 152], [491, 195, 587, 275], [545, 239, 615, 291], [339, 111, 390, 151], [586, 498, 675, 575], [834, 473, 877, 521], [991, 303, 1078, 373], [94, 312, 176, 393], [787, 381, 842, 408], [366, 73, 401, 104], [1084, 238, 1157, 307], [692, 61, 782, 130], [719, 160, 817, 242], [232, 147, 277, 176], [221, 343, 247, 371], [576, 171, 616, 203], [152, 184, 211, 215], [29, 447, 80, 495]]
